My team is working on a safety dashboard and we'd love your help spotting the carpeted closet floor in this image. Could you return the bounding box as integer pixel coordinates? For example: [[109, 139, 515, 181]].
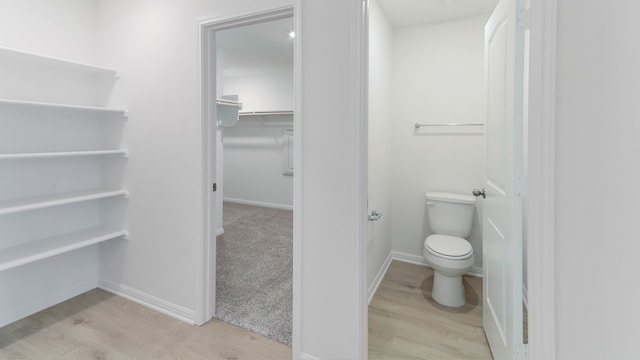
[[215, 202, 293, 346]]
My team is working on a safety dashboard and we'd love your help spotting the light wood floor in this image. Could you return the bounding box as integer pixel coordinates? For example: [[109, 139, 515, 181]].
[[0, 289, 291, 360], [369, 261, 493, 360]]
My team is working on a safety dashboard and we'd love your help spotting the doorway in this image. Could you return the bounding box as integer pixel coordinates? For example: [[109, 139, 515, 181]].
[[197, 6, 297, 347], [366, 0, 527, 358]]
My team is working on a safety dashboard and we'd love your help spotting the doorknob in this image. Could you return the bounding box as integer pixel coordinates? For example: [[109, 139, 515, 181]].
[[472, 188, 486, 199], [368, 210, 382, 221]]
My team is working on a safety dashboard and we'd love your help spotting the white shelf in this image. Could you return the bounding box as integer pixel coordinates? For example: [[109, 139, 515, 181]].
[[0, 228, 128, 272], [239, 111, 294, 116], [0, 98, 127, 116], [0, 150, 128, 160], [0, 189, 128, 216], [0, 45, 118, 76]]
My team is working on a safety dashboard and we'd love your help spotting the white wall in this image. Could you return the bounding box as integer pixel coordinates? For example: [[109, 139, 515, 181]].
[[367, 0, 394, 295], [96, 0, 293, 319], [222, 116, 294, 208], [222, 68, 294, 209], [555, 1, 640, 358], [0, 0, 103, 327], [390, 15, 487, 269], [224, 70, 294, 112], [299, 0, 366, 357], [0, 0, 99, 63]]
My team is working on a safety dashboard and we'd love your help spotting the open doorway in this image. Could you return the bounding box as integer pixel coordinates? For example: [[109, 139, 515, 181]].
[[197, 7, 295, 348], [366, 0, 528, 358]]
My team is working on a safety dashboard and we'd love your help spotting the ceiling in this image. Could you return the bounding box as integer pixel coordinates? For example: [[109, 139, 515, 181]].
[[215, 1, 498, 76], [216, 17, 294, 77], [377, 0, 498, 28]]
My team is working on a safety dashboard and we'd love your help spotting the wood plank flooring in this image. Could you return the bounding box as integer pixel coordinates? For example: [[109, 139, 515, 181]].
[[0, 289, 291, 360], [368, 260, 493, 360]]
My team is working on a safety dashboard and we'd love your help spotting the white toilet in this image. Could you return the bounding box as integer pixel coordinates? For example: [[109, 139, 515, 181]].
[[423, 192, 476, 307]]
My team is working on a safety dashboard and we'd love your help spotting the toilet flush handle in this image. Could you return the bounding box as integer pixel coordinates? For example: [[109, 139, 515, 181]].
[[368, 210, 382, 221], [472, 188, 486, 199]]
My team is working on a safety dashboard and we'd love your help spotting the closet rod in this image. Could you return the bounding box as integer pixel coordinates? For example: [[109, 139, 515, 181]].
[[414, 122, 484, 129], [216, 99, 242, 109]]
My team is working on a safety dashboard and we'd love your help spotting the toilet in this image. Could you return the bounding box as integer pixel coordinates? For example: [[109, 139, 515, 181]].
[[423, 192, 476, 307]]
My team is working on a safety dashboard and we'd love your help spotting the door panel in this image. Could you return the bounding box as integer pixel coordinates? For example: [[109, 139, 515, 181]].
[[483, 0, 526, 359]]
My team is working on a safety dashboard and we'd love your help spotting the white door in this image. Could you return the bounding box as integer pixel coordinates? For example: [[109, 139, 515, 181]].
[[483, 0, 527, 359]]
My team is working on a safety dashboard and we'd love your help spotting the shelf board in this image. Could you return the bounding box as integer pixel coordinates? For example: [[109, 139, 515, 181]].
[[0, 45, 118, 76], [0, 228, 128, 272], [239, 111, 294, 117], [0, 189, 128, 216], [0, 98, 127, 116], [0, 150, 128, 160]]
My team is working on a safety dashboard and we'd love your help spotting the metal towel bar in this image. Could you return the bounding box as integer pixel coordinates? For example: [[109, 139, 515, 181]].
[[414, 122, 484, 129]]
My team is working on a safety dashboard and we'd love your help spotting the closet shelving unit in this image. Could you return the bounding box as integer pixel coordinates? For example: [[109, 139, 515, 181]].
[[0, 229, 128, 272], [239, 110, 294, 117], [0, 98, 127, 115], [0, 46, 129, 273], [0, 150, 128, 160], [0, 189, 128, 216], [234, 111, 294, 128], [0, 45, 120, 75]]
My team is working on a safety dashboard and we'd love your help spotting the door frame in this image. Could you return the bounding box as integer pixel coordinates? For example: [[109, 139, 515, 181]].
[[195, 3, 299, 352], [525, 0, 557, 358], [359, 0, 557, 359]]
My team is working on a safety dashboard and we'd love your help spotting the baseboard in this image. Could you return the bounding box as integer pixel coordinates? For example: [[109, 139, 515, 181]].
[[99, 280, 195, 325], [299, 353, 321, 360], [391, 251, 427, 266], [368, 252, 393, 304], [469, 266, 484, 278], [215, 227, 224, 237], [224, 197, 293, 211], [0, 279, 96, 328], [523, 283, 529, 310], [390, 251, 483, 278]]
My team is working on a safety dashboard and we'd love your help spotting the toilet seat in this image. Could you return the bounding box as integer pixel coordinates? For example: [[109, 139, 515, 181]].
[[425, 234, 473, 260]]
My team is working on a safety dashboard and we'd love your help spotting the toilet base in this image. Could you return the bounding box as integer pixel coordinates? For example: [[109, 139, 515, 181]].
[[432, 271, 466, 307]]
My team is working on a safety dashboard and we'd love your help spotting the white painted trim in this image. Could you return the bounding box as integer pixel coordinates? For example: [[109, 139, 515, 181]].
[[355, 1, 370, 359], [196, 12, 212, 326], [100, 281, 195, 325], [299, 354, 321, 360], [469, 266, 484, 278], [390, 251, 483, 277], [391, 251, 427, 266], [0, 279, 95, 328], [292, 1, 303, 358], [527, 0, 557, 358], [197, 5, 300, 358], [223, 197, 293, 211], [367, 252, 393, 304]]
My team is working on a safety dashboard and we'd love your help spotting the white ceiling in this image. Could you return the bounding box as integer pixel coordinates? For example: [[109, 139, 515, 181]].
[[216, 1, 498, 76], [216, 17, 294, 77], [377, 0, 498, 28]]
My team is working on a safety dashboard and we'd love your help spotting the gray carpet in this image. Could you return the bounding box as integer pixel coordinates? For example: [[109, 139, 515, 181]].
[[215, 202, 293, 345]]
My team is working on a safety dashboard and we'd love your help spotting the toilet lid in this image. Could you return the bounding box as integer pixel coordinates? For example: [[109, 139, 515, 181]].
[[425, 234, 473, 260]]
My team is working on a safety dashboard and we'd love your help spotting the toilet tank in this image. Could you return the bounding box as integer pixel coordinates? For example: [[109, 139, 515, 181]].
[[425, 192, 476, 238]]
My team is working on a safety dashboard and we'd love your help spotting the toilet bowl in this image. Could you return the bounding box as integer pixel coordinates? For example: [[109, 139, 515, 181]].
[[423, 192, 476, 308], [423, 234, 474, 307]]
